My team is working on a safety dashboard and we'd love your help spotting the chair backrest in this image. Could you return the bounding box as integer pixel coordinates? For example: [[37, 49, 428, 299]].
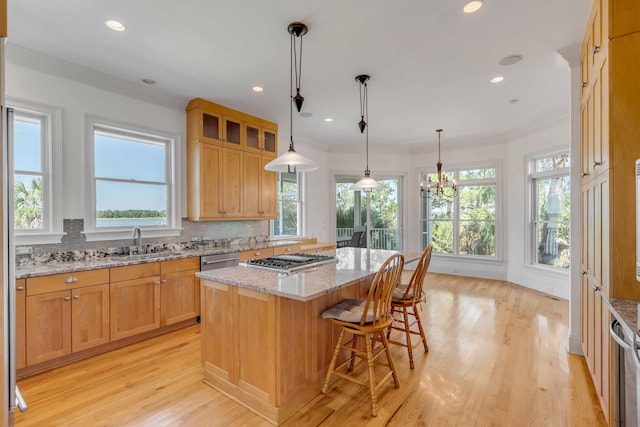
[[359, 253, 405, 326], [400, 245, 432, 300], [349, 231, 363, 247]]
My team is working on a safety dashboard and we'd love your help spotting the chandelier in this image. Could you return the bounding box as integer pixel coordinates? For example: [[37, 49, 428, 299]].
[[264, 22, 317, 173], [420, 129, 458, 200]]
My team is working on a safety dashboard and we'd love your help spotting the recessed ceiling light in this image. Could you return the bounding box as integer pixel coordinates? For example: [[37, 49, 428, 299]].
[[463, 0, 483, 13], [105, 19, 126, 32], [252, 86, 263, 92], [499, 54, 524, 66], [324, 118, 333, 122], [490, 76, 504, 83], [142, 78, 156, 85]]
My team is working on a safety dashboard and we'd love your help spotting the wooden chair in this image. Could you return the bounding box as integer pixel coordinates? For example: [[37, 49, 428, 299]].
[[386, 245, 432, 368], [321, 253, 405, 417]]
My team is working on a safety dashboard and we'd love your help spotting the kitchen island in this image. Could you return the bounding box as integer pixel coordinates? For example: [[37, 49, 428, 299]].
[[196, 248, 417, 425]]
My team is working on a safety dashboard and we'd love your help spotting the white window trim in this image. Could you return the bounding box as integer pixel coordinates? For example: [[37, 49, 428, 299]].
[[420, 160, 503, 261], [271, 171, 305, 239], [526, 148, 571, 273], [8, 98, 64, 245], [83, 115, 182, 242]]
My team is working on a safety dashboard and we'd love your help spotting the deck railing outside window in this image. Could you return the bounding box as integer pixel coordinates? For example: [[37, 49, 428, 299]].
[[336, 228, 399, 250]]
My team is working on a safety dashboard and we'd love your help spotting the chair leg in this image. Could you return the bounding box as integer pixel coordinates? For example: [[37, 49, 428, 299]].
[[364, 333, 378, 417], [379, 331, 399, 388], [322, 328, 345, 394], [413, 303, 429, 353], [348, 334, 358, 372], [402, 306, 415, 369]]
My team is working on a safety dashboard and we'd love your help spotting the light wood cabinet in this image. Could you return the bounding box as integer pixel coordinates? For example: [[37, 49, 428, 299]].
[[243, 152, 277, 218], [160, 257, 200, 326], [239, 247, 274, 262], [25, 270, 110, 365], [273, 244, 302, 255], [186, 97, 278, 221], [580, 0, 640, 421], [15, 279, 26, 370], [110, 263, 161, 341]]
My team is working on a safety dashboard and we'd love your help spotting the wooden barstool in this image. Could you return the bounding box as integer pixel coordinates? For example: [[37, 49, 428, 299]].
[[320, 253, 404, 417], [387, 245, 432, 368]]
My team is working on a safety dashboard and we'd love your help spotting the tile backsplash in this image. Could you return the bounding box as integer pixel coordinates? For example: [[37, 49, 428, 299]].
[[20, 218, 270, 255]]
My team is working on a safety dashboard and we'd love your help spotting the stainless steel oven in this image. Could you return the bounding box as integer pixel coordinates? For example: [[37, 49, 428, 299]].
[[610, 319, 639, 426]]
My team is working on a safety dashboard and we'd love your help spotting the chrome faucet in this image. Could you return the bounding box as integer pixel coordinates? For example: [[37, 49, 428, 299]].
[[132, 226, 142, 253]]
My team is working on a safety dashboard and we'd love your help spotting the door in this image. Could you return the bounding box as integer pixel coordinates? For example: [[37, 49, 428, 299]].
[[25, 290, 72, 365], [160, 269, 199, 326], [71, 284, 110, 352], [110, 277, 160, 340]]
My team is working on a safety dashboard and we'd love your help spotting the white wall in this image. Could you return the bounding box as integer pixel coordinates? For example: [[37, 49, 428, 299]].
[[6, 63, 186, 219]]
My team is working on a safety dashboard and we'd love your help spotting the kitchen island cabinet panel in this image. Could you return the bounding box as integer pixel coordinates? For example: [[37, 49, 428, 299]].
[[202, 281, 235, 382], [26, 290, 71, 365], [71, 284, 110, 352]]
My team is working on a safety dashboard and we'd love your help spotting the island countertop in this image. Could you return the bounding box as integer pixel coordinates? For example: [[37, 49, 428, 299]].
[[196, 248, 418, 302]]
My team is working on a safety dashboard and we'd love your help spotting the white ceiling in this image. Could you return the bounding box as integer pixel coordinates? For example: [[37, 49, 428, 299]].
[[7, 0, 590, 151]]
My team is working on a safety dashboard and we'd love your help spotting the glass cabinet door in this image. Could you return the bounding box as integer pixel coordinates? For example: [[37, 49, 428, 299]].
[[262, 128, 277, 158], [201, 112, 222, 144], [223, 116, 242, 147], [245, 124, 261, 152]]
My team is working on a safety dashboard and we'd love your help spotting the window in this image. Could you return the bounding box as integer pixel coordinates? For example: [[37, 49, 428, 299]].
[[85, 117, 180, 240], [421, 166, 498, 258], [530, 152, 570, 269], [272, 172, 303, 237], [10, 102, 63, 243]]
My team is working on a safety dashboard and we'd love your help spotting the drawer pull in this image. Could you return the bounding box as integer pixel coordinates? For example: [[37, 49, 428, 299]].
[[161, 279, 167, 284], [593, 161, 602, 168], [581, 82, 587, 88], [73, 295, 80, 299], [65, 277, 79, 283], [592, 45, 600, 55], [592, 283, 601, 292], [17, 286, 24, 291], [255, 251, 261, 256], [64, 296, 71, 301]]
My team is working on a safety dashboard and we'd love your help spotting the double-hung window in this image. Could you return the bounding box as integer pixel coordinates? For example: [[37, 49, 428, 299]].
[[85, 117, 180, 240], [421, 165, 498, 258], [529, 151, 570, 269], [10, 101, 63, 244], [272, 172, 303, 237]]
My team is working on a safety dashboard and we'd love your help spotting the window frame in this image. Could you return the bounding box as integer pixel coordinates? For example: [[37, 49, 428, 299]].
[[83, 115, 182, 241], [272, 171, 305, 238], [9, 99, 64, 245], [527, 149, 571, 271], [420, 162, 501, 260]]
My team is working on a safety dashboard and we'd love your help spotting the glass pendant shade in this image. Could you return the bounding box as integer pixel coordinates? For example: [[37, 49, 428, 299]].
[[264, 144, 317, 173], [350, 171, 384, 192]]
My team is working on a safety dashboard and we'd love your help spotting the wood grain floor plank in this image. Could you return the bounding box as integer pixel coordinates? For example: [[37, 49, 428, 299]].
[[14, 273, 606, 426]]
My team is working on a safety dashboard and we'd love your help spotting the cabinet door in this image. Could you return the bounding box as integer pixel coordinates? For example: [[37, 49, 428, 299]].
[[261, 127, 277, 158], [222, 115, 243, 148], [161, 269, 199, 326], [202, 282, 235, 382], [221, 148, 243, 217], [261, 156, 277, 218], [243, 151, 262, 217], [71, 283, 110, 352], [202, 111, 222, 143], [110, 276, 160, 341], [245, 123, 262, 154], [200, 143, 223, 218], [15, 279, 26, 370], [26, 290, 71, 365]]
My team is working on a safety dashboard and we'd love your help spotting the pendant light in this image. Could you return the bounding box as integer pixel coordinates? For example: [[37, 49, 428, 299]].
[[350, 75, 384, 192], [264, 22, 317, 173]]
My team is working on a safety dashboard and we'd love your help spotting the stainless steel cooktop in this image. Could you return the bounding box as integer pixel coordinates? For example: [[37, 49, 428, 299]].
[[243, 253, 336, 273]]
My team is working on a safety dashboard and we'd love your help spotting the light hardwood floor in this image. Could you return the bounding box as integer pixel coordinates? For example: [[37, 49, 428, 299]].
[[14, 273, 606, 426]]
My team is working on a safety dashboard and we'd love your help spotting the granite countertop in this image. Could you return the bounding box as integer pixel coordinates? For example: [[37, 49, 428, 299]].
[[607, 297, 640, 338], [15, 240, 303, 279], [196, 248, 419, 302]]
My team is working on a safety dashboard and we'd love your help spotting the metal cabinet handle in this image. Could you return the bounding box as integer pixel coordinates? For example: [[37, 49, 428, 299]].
[[73, 295, 80, 299], [592, 45, 600, 55], [17, 286, 24, 291], [610, 320, 631, 351], [155, 281, 161, 285], [581, 82, 587, 88], [593, 161, 602, 168], [161, 279, 167, 283], [64, 296, 71, 301], [592, 283, 601, 292], [581, 172, 588, 177], [255, 251, 261, 256], [286, 247, 292, 252], [582, 270, 587, 275], [65, 277, 78, 283]]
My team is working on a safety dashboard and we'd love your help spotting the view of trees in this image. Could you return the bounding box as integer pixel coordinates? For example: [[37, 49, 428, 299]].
[[97, 209, 166, 219], [14, 176, 43, 230], [273, 172, 299, 236]]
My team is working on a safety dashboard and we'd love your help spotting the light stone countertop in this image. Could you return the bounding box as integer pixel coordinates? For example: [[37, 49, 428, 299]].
[[196, 248, 419, 302], [607, 297, 640, 338], [15, 240, 302, 279]]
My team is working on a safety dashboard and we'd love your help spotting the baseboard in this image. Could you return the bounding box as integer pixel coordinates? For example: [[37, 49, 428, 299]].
[[567, 334, 583, 355]]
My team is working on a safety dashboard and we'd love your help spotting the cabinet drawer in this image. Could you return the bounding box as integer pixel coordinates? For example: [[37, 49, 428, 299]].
[[110, 262, 160, 283], [273, 244, 302, 255], [27, 268, 110, 296], [161, 257, 200, 274], [239, 248, 274, 262]]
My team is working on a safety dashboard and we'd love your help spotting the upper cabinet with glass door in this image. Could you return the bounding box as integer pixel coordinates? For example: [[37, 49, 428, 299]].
[[245, 123, 277, 158]]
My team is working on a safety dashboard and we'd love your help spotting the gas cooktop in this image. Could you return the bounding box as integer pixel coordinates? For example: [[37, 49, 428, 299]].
[[243, 253, 336, 273]]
